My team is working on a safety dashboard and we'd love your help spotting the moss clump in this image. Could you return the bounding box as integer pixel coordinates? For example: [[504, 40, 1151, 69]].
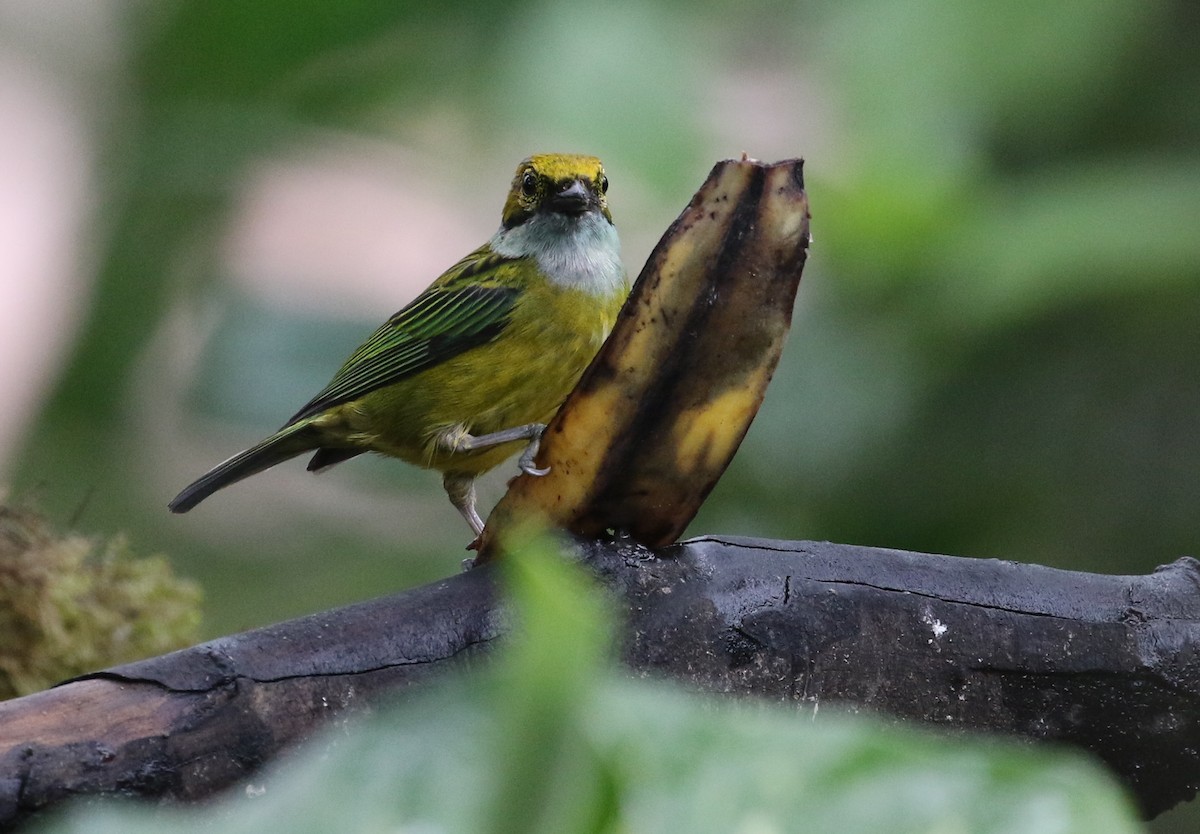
[[0, 500, 202, 699]]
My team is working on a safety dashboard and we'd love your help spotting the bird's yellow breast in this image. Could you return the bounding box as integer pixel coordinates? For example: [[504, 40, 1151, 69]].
[[317, 273, 626, 475]]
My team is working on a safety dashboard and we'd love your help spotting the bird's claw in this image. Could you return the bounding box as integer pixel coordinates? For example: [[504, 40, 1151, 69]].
[[518, 429, 550, 477]]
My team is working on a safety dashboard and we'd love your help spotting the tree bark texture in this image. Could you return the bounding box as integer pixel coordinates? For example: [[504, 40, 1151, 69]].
[[2, 535, 1198, 829]]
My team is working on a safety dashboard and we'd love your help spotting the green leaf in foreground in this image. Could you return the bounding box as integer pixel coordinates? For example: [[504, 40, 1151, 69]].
[[38, 538, 1141, 834]]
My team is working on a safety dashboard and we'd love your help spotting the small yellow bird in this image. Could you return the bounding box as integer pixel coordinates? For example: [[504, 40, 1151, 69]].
[[169, 154, 628, 535]]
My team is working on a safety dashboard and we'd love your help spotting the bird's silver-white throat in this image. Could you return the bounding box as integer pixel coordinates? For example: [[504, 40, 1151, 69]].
[[490, 209, 624, 296]]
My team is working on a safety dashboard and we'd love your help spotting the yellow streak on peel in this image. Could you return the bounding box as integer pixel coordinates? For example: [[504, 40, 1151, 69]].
[[543, 383, 626, 515], [773, 203, 808, 242], [670, 364, 775, 478]]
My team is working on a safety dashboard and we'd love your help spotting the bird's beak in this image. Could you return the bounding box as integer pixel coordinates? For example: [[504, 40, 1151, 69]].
[[549, 179, 593, 216]]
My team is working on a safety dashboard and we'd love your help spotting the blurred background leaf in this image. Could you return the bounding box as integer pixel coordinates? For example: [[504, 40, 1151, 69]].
[[0, 0, 1196, 827]]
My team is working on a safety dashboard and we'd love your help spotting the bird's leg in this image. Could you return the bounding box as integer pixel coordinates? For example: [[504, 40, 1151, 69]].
[[439, 423, 547, 538], [441, 423, 550, 477], [443, 472, 484, 536]]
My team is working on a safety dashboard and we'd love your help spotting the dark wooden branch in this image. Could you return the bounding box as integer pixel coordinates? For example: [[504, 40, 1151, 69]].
[[2, 536, 1199, 828]]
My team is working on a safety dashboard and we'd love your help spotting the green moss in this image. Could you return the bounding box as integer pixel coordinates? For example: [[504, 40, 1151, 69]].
[[0, 500, 202, 700]]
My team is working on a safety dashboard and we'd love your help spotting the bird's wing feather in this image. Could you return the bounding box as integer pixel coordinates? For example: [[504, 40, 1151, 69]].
[[285, 248, 522, 425]]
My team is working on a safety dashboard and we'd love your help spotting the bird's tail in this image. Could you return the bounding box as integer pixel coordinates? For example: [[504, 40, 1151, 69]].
[[168, 421, 320, 513]]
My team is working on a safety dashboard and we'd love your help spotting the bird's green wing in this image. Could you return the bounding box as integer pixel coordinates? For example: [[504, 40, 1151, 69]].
[[285, 248, 522, 425]]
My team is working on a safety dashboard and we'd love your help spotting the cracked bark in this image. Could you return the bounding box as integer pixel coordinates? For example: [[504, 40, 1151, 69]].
[[2, 535, 1199, 828]]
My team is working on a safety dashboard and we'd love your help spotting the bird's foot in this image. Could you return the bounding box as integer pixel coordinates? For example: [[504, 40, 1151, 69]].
[[517, 427, 549, 477]]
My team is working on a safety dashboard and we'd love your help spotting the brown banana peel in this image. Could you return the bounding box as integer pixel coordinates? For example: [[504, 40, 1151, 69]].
[[475, 157, 811, 560]]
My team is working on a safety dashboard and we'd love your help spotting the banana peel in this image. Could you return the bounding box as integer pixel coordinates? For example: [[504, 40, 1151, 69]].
[[475, 157, 811, 560]]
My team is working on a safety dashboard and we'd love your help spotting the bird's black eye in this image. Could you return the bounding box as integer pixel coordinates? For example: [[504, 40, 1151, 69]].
[[521, 171, 538, 197], [599, 174, 609, 194]]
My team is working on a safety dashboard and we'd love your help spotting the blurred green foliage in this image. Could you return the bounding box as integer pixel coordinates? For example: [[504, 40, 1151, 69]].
[[36, 541, 1142, 834], [3, 0, 1197, 827]]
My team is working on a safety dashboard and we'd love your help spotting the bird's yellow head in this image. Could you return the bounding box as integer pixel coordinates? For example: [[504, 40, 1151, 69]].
[[490, 153, 624, 294], [501, 154, 612, 230]]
